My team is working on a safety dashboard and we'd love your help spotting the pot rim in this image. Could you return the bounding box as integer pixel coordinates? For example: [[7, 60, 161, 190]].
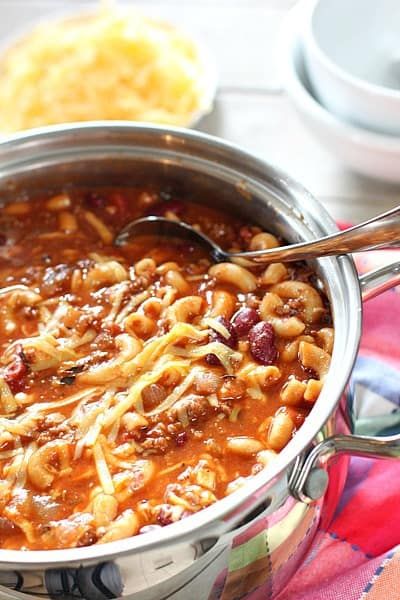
[[0, 122, 361, 567]]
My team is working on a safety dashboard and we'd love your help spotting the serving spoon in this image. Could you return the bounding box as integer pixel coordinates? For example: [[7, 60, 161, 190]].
[[114, 205, 400, 265]]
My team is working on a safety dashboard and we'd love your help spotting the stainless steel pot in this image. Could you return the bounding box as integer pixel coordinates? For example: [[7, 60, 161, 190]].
[[0, 123, 399, 600]]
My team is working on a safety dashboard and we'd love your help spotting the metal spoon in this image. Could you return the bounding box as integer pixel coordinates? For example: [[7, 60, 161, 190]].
[[114, 205, 400, 265]]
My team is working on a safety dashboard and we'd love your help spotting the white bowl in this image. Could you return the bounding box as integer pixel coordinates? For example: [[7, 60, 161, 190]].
[[282, 6, 400, 183], [303, 0, 400, 135]]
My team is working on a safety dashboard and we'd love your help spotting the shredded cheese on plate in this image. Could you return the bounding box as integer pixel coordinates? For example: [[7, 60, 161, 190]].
[[0, 8, 216, 132]]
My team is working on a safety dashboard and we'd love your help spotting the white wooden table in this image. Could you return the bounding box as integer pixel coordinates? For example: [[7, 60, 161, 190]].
[[0, 0, 399, 223]]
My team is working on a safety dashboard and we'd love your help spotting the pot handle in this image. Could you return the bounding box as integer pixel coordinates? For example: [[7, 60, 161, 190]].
[[359, 260, 400, 301], [290, 259, 400, 502], [290, 432, 400, 503]]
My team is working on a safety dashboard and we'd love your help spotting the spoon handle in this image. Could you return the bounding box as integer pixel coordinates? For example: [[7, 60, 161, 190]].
[[234, 205, 400, 264]]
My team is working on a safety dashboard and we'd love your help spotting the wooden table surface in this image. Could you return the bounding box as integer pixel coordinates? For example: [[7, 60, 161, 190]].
[[1, 0, 399, 224]]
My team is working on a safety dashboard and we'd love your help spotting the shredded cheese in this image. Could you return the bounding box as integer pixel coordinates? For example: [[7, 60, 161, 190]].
[[4, 452, 24, 485], [104, 358, 190, 426], [0, 8, 211, 132], [93, 440, 115, 494], [64, 329, 97, 350], [14, 442, 37, 490], [172, 341, 242, 374], [72, 390, 116, 459], [83, 211, 113, 244], [145, 369, 197, 417], [115, 291, 149, 324], [121, 322, 207, 378], [0, 378, 18, 415], [26, 387, 102, 414], [202, 317, 230, 339], [0, 416, 40, 437], [107, 417, 121, 445], [42, 302, 70, 335], [0, 284, 34, 298], [105, 283, 130, 323], [0, 449, 22, 462], [247, 387, 264, 400], [5, 333, 77, 372]]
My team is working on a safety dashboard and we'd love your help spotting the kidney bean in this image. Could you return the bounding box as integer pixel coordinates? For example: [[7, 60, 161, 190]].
[[4, 345, 30, 393], [175, 431, 188, 447], [150, 200, 184, 217], [205, 353, 221, 366], [238, 225, 254, 245], [84, 191, 106, 209], [206, 317, 238, 366], [110, 192, 128, 216], [231, 307, 259, 337], [0, 233, 6, 246], [0, 517, 17, 534], [209, 317, 237, 349], [248, 321, 277, 365], [156, 504, 180, 526], [77, 530, 98, 547]]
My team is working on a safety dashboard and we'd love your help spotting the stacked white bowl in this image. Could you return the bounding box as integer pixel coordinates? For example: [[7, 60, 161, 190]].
[[282, 0, 400, 183]]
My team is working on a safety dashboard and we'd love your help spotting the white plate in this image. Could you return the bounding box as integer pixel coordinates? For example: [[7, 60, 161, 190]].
[[281, 3, 400, 184]]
